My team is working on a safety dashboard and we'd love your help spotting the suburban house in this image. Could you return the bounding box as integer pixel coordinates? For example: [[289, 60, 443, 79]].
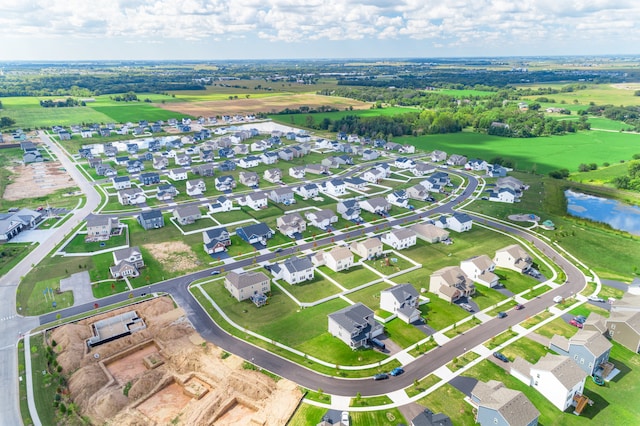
[[411, 409, 452, 426], [297, 183, 319, 199], [470, 380, 539, 426], [494, 244, 533, 273], [209, 196, 233, 213], [386, 190, 409, 208], [140, 172, 161, 186], [279, 148, 294, 161], [406, 184, 431, 202], [217, 159, 236, 171], [224, 270, 270, 306], [305, 209, 338, 230], [429, 266, 475, 303], [511, 354, 587, 411], [447, 213, 473, 232], [237, 155, 261, 168], [610, 292, 640, 313], [549, 329, 613, 376], [186, 179, 206, 196], [137, 209, 164, 230], [263, 168, 282, 183], [202, 227, 231, 254], [174, 153, 191, 167], [237, 192, 268, 210], [489, 187, 518, 203], [325, 179, 347, 196], [112, 176, 131, 190], [192, 163, 215, 177], [328, 303, 384, 349], [305, 164, 329, 175], [361, 167, 386, 184], [380, 283, 421, 323], [350, 238, 383, 260], [496, 176, 527, 193], [337, 199, 361, 221], [260, 151, 279, 165], [117, 188, 146, 206], [381, 228, 417, 250], [109, 246, 145, 279], [236, 222, 274, 245], [126, 159, 144, 173], [465, 158, 489, 171], [168, 168, 188, 181], [173, 204, 202, 225], [411, 223, 449, 243], [86, 216, 120, 241], [447, 154, 467, 166], [156, 184, 177, 201], [394, 157, 415, 169], [276, 212, 306, 237], [239, 171, 260, 187], [361, 149, 380, 161], [603, 311, 640, 353], [268, 187, 295, 205], [430, 150, 447, 162], [460, 255, 499, 288], [343, 176, 368, 190], [215, 175, 236, 191], [324, 246, 354, 272], [96, 164, 117, 177], [270, 256, 315, 285], [359, 197, 391, 215], [411, 162, 436, 177], [289, 166, 306, 179], [152, 156, 169, 170]]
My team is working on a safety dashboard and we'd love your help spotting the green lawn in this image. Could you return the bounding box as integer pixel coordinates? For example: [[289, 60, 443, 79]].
[[417, 384, 476, 426], [88, 252, 114, 282], [396, 129, 640, 174], [92, 280, 129, 298], [406, 374, 442, 397], [89, 103, 190, 123], [419, 297, 471, 330], [568, 162, 629, 186], [470, 286, 508, 310], [25, 278, 74, 315], [447, 351, 480, 372], [297, 332, 389, 366], [485, 329, 519, 350], [521, 284, 552, 300], [279, 275, 342, 304], [444, 316, 482, 338], [364, 256, 415, 276], [61, 232, 127, 253], [384, 318, 429, 349], [284, 403, 327, 426], [0, 243, 36, 276], [500, 336, 554, 364], [347, 282, 392, 311], [494, 268, 540, 295], [535, 317, 579, 339], [350, 409, 407, 426], [319, 265, 381, 289], [520, 310, 554, 329], [350, 394, 393, 407]]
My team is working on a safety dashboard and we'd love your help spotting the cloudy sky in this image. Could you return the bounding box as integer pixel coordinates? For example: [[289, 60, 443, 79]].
[[1, 0, 638, 60]]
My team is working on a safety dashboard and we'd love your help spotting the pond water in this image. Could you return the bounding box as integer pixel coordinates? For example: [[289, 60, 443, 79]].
[[565, 190, 640, 236]]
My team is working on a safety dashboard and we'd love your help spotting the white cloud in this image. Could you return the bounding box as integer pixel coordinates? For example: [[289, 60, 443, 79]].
[[0, 0, 639, 58]]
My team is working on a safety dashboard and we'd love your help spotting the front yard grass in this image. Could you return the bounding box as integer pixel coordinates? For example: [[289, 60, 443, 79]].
[[22, 274, 74, 316], [287, 404, 327, 426], [409, 336, 440, 357], [500, 336, 553, 364], [383, 318, 429, 349], [444, 316, 482, 338], [350, 394, 393, 407], [494, 268, 540, 294], [520, 310, 554, 329], [470, 286, 508, 310], [520, 284, 552, 300], [406, 374, 442, 397], [485, 329, 519, 350], [278, 275, 342, 304], [346, 282, 392, 311], [419, 296, 470, 330], [569, 304, 611, 319], [297, 332, 388, 366], [417, 384, 476, 426], [596, 284, 625, 301], [447, 351, 480, 372], [350, 410, 407, 426], [92, 280, 129, 298], [319, 265, 381, 289], [61, 231, 127, 253], [535, 317, 579, 339]]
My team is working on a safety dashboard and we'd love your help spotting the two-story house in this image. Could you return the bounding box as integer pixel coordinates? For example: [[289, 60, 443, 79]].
[[359, 197, 391, 215], [209, 196, 233, 214], [156, 183, 177, 201], [173, 204, 202, 225], [289, 166, 306, 179], [137, 209, 164, 230], [215, 175, 236, 192], [109, 246, 145, 279], [410, 223, 449, 243], [350, 238, 383, 260], [305, 209, 338, 230], [186, 179, 206, 196], [429, 266, 475, 303], [263, 168, 282, 184], [112, 176, 131, 190], [236, 222, 274, 245], [494, 244, 533, 273], [237, 155, 261, 168], [239, 171, 259, 188], [192, 163, 215, 177], [271, 256, 315, 285], [381, 228, 417, 250], [328, 303, 384, 349], [460, 255, 499, 288], [276, 212, 306, 237], [168, 168, 188, 181], [470, 380, 539, 426], [324, 246, 354, 272], [549, 330, 612, 376], [202, 227, 231, 254], [140, 172, 161, 186], [324, 179, 347, 196], [224, 270, 270, 305], [386, 190, 409, 208], [237, 192, 268, 210], [297, 183, 319, 199], [337, 199, 361, 221], [86, 216, 120, 241], [117, 188, 146, 206], [380, 283, 421, 324], [447, 213, 473, 232]]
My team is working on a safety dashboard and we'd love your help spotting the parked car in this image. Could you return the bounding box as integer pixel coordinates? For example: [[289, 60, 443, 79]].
[[341, 411, 350, 426], [553, 295, 564, 303], [373, 373, 389, 381], [390, 367, 404, 376], [493, 352, 509, 362], [274, 248, 283, 253], [514, 304, 524, 310], [497, 311, 507, 318], [459, 303, 474, 312], [574, 315, 587, 324], [569, 319, 584, 328], [588, 295, 605, 303], [210, 270, 220, 275]]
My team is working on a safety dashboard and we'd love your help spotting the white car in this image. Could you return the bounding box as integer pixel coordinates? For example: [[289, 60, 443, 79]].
[[553, 295, 563, 303], [341, 411, 350, 426], [588, 295, 605, 303]]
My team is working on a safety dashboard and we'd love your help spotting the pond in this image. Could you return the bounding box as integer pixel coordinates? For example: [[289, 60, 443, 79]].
[[565, 190, 640, 236]]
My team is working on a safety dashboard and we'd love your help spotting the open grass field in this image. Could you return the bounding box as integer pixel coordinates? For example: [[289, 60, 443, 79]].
[[436, 88, 497, 98], [268, 106, 416, 127], [395, 130, 640, 174], [383, 318, 429, 348], [347, 281, 391, 311], [61, 232, 127, 253], [568, 162, 630, 186], [89, 103, 187, 123], [417, 383, 476, 426], [318, 265, 381, 290], [519, 83, 640, 107], [419, 296, 471, 330], [279, 274, 342, 303], [0, 243, 36, 276]]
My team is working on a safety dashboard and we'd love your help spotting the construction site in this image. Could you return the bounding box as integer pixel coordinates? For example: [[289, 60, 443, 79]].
[[47, 296, 302, 425]]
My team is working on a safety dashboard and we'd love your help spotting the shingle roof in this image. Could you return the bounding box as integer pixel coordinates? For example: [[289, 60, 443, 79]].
[[225, 270, 269, 290], [281, 256, 314, 274], [472, 380, 539, 426], [532, 354, 587, 390], [328, 302, 374, 332], [570, 329, 612, 357]]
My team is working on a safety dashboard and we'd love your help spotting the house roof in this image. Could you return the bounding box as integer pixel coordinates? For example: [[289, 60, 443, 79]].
[[357, 238, 382, 250], [431, 266, 472, 287], [549, 334, 570, 352], [278, 212, 305, 226], [570, 329, 612, 356], [472, 380, 539, 426], [496, 244, 531, 261], [310, 209, 336, 222], [171, 167, 187, 175], [139, 209, 163, 221], [280, 256, 314, 274], [451, 212, 472, 224], [203, 227, 229, 242], [238, 222, 272, 237], [86, 216, 117, 228], [387, 228, 416, 241], [463, 254, 494, 271], [175, 204, 200, 218], [584, 312, 609, 334], [225, 270, 269, 290], [328, 302, 374, 332], [113, 176, 130, 183], [362, 197, 390, 209], [411, 408, 452, 426], [382, 283, 418, 304], [113, 246, 141, 264], [532, 354, 588, 390], [411, 223, 449, 240], [609, 311, 640, 333], [272, 187, 292, 196], [612, 293, 640, 310], [326, 246, 352, 262]]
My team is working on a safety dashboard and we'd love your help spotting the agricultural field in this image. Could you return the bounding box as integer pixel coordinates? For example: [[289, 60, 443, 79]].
[[395, 129, 640, 175], [519, 83, 640, 107]]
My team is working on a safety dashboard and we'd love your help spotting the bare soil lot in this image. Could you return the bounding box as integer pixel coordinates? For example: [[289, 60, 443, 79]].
[[143, 241, 200, 273], [3, 161, 75, 201]]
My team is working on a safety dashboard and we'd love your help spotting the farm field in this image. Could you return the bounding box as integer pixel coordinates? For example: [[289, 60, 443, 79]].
[[519, 83, 640, 107], [395, 130, 640, 174]]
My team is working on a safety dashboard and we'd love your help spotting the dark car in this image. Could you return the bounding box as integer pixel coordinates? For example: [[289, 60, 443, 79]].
[[497, 311, 507, 318], [390, 367, 404, 376], [274, 248, 283, 253], [493, 352, 509, 362], [373, 373, 389, 381], [514, 304, 524, 310], [574, 315, 587, 324]]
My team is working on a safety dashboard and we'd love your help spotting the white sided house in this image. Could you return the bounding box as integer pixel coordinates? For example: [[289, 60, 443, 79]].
[[494, 244, 533, 273], [381, 228, 417, 250], [314, 246, 355, 272], [447, 213, 473, 232], [460, 255, 499, 288], [380, 284, 421, 324], [350, 238, 383, 260], [271, 256, 315, 285]]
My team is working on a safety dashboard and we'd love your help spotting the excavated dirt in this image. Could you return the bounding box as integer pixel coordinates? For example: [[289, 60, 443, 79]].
[[142, 241, 201, 273], [48, 296, 302, 425], [3, 161, 76, 201]]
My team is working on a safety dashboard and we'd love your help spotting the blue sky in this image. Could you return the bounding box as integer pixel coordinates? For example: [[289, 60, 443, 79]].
[[1, 0, 638, 60]]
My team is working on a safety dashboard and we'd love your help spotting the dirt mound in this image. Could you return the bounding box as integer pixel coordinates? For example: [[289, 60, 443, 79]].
[[143, 241, 201, 273], [51, 296, 302, 425]]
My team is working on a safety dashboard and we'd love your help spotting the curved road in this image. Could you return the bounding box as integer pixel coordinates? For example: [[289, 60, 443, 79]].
[[38, 170, 586, 397]]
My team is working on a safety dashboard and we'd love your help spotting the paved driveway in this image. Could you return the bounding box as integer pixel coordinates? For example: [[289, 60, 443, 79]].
[[59, 271, 95, 306]]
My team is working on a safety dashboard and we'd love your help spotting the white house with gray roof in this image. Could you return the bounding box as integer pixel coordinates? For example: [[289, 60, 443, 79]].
[[380, 283, 421, 323], [381, 228, 417, 250], [270, 256, 315, 285], [359, 197, 391, 214], [511, 354, 587, 411], [276, 212, 306, 237], [109, 246, 144, 278], [470, 380, 539, 426], [328, 303, 384, 349], [305, 209, 338, 230], [494, 244, 533, 273], [460, 255, 499, 288]]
